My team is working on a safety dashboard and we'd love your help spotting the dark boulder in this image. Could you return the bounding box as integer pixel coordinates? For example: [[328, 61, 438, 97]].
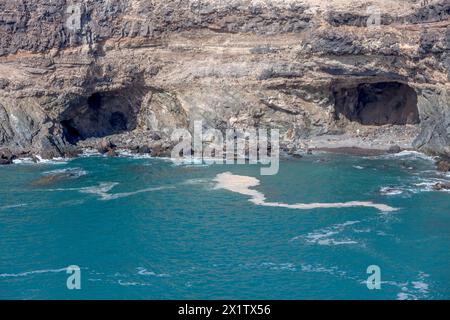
[[63, 146, 82, 158], [437, 160, 450, 172], [150, 132, 162, 141], [98, 140, 117, 154], [388, 145, 402, 154], [0, 148, 15, 165], [151, 144, 172, 157], [433, 182, 450, 191], [130, 146, 140, 154], [288, 148, 303, 158], [138, 145, 151, 154], [151, 144, 163, 157], [106, 148, 118, 157]]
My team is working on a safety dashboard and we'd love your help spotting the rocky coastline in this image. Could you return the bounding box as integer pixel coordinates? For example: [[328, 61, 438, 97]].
[[0, 0, 449, 172]]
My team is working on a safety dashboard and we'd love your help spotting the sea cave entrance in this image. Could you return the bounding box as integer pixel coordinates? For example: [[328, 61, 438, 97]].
[[333, 82, 420, 125], [60, 88, 145, 144]]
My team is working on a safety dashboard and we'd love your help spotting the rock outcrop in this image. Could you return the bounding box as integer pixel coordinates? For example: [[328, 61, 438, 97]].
[[437, 159, 450, 172], [433, 182, 450, 191], [0, 148, 15, 164], [0, 0, 449, 160]]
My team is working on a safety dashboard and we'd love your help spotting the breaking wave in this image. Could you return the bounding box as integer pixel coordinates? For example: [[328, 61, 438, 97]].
[[380, 187, 404, 196], [12, 156, 68, 165], [368, 150, 436, 162], [43, 167, 87, 178]]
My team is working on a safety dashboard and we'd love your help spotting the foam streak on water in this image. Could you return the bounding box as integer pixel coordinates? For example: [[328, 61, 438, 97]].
[[214, 172, 397, 212], [0, 268, 67, 278], [79, 183, 175, 201]]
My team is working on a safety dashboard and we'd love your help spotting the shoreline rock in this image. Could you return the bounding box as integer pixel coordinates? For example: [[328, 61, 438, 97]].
[[433, 182, 450, 191], [312, 147, 388, 157], [436, 159, 450, 172], [388, 145, 402, 154], [0, 148, 15, 165]]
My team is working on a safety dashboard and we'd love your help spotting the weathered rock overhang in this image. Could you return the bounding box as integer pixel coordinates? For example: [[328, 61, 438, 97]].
[[59, 86, 147, 144], [333, 81, 420, 126]]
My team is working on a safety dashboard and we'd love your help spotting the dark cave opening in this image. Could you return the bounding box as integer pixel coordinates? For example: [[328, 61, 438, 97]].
[[60, 88, 144, 144], [60, 119, 83, 144], [87, 92, 102, 110], [333, 82, 420, 125], [109, 112, 128, 131]]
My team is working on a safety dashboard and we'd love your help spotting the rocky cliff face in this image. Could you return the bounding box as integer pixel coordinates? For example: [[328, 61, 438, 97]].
[[0, 0, 449, 160]]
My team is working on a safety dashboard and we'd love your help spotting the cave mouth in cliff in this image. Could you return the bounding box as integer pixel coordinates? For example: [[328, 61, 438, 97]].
[[60, 88, 144, 144], [333, 82, 420, 126]]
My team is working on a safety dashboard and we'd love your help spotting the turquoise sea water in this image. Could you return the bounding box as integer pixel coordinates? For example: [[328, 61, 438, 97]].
[[0, 152, 449, 299]]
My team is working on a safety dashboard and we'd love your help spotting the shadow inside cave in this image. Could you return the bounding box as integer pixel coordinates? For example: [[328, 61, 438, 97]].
[[333, 82, 420, 126], [60, 87, 146, 144]]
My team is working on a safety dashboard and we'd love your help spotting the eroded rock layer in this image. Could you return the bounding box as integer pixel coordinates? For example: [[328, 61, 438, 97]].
[[0, 0, 449, 159]]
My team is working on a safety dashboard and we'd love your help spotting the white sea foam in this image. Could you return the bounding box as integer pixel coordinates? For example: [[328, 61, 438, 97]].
[[380, 187, 404, 196], [80, 148, 103, 157], [412, 178, 450, 193], [378, 173, 450, 195], [353, 165, 364, 170], [395, 272, 431, 300], [79, 182, 174, 200], [318, 239, 358, 246], [363, 271, 432, 300], [413, 182, 437, 192], [12, 157, 35, 164], [117, 280, 152, 286], [300, 264, 348, 277], [43, 167, 87, 178], [370, 150, 436, 161], [12, 156, 69, 165], [291, 221, 360, 246], [116, 149, 152, 159], [0, 267, 67, 278], [171, 157, 211, 167], [239, 262, 297, 272], [397, 292, 417, 300], [80, 148, 153, 159], [214, 172, 397, 212], [136, 267, 170, 277], [412, 280, 429, 292], [182, 178, 216, 189], [183, 178, 210, 185], [79, 182, 119, 196]]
